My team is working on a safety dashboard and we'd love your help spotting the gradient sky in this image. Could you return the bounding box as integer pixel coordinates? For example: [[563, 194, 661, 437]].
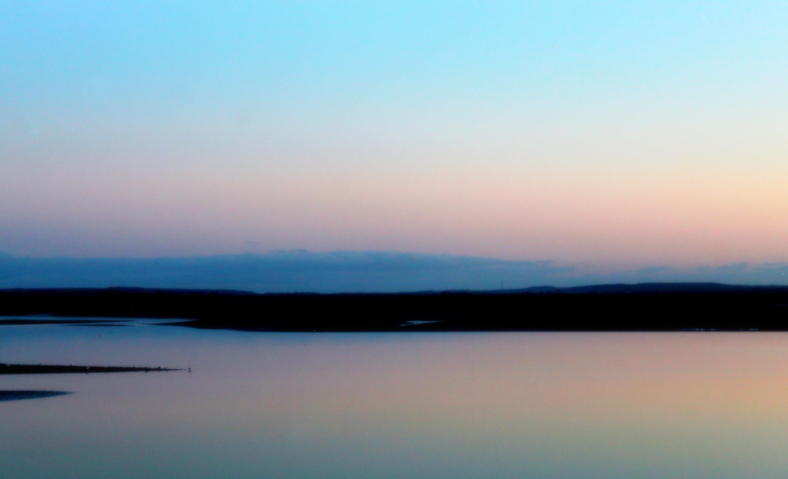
[[2, 1, 788, 276]]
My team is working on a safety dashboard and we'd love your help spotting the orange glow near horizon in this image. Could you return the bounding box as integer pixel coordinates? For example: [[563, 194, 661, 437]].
[[4, 157, 787, 268]]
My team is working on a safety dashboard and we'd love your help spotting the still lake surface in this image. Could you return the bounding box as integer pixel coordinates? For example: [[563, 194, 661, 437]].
[[3, 318, 788, 479]]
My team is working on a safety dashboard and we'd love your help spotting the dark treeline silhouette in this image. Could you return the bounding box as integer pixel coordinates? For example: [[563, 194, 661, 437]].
[[1, 284, 788, 331]]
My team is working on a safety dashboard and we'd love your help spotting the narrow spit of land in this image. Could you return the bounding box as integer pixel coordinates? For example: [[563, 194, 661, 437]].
[[0, 391, 71, 402], [0, 363, 182, 402], [2, 283, 788, 331], [0, 363, 182, 375]]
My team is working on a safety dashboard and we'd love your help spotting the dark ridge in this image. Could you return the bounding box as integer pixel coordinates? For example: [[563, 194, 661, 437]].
[[0, 363, 182, 375], [0, 390, 71, 402], [558, 282, 756, 294], [1, 284, 788, 331]]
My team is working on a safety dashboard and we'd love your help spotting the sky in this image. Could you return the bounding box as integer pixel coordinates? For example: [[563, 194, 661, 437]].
[[1, 1, 787, 290]]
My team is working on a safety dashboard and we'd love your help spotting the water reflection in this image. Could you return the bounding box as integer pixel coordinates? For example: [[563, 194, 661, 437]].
[[2, 320, 788, 478]]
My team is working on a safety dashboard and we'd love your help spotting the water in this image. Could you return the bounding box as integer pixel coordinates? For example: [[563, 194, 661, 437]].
[[3, 318, 788, 478]]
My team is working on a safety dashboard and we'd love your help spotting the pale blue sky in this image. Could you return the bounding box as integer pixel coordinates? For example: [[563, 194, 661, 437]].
[[2, 1, 788, 287]]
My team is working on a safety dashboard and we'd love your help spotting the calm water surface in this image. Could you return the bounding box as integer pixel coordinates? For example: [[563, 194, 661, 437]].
[[3, 319, 788, 478]]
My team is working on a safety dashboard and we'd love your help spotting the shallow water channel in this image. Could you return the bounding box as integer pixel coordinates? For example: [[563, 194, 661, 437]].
[[3, 318, 788, 479]]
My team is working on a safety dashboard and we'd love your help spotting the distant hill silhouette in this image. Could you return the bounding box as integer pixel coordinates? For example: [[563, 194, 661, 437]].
[[538, 282, 767, 294]]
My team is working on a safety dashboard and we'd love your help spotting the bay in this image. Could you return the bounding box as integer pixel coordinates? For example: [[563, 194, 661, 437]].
[[3, 319, 788, 478]]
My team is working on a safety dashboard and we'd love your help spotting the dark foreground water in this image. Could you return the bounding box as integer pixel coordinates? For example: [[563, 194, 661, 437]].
[[3, 318, 788, 479]]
